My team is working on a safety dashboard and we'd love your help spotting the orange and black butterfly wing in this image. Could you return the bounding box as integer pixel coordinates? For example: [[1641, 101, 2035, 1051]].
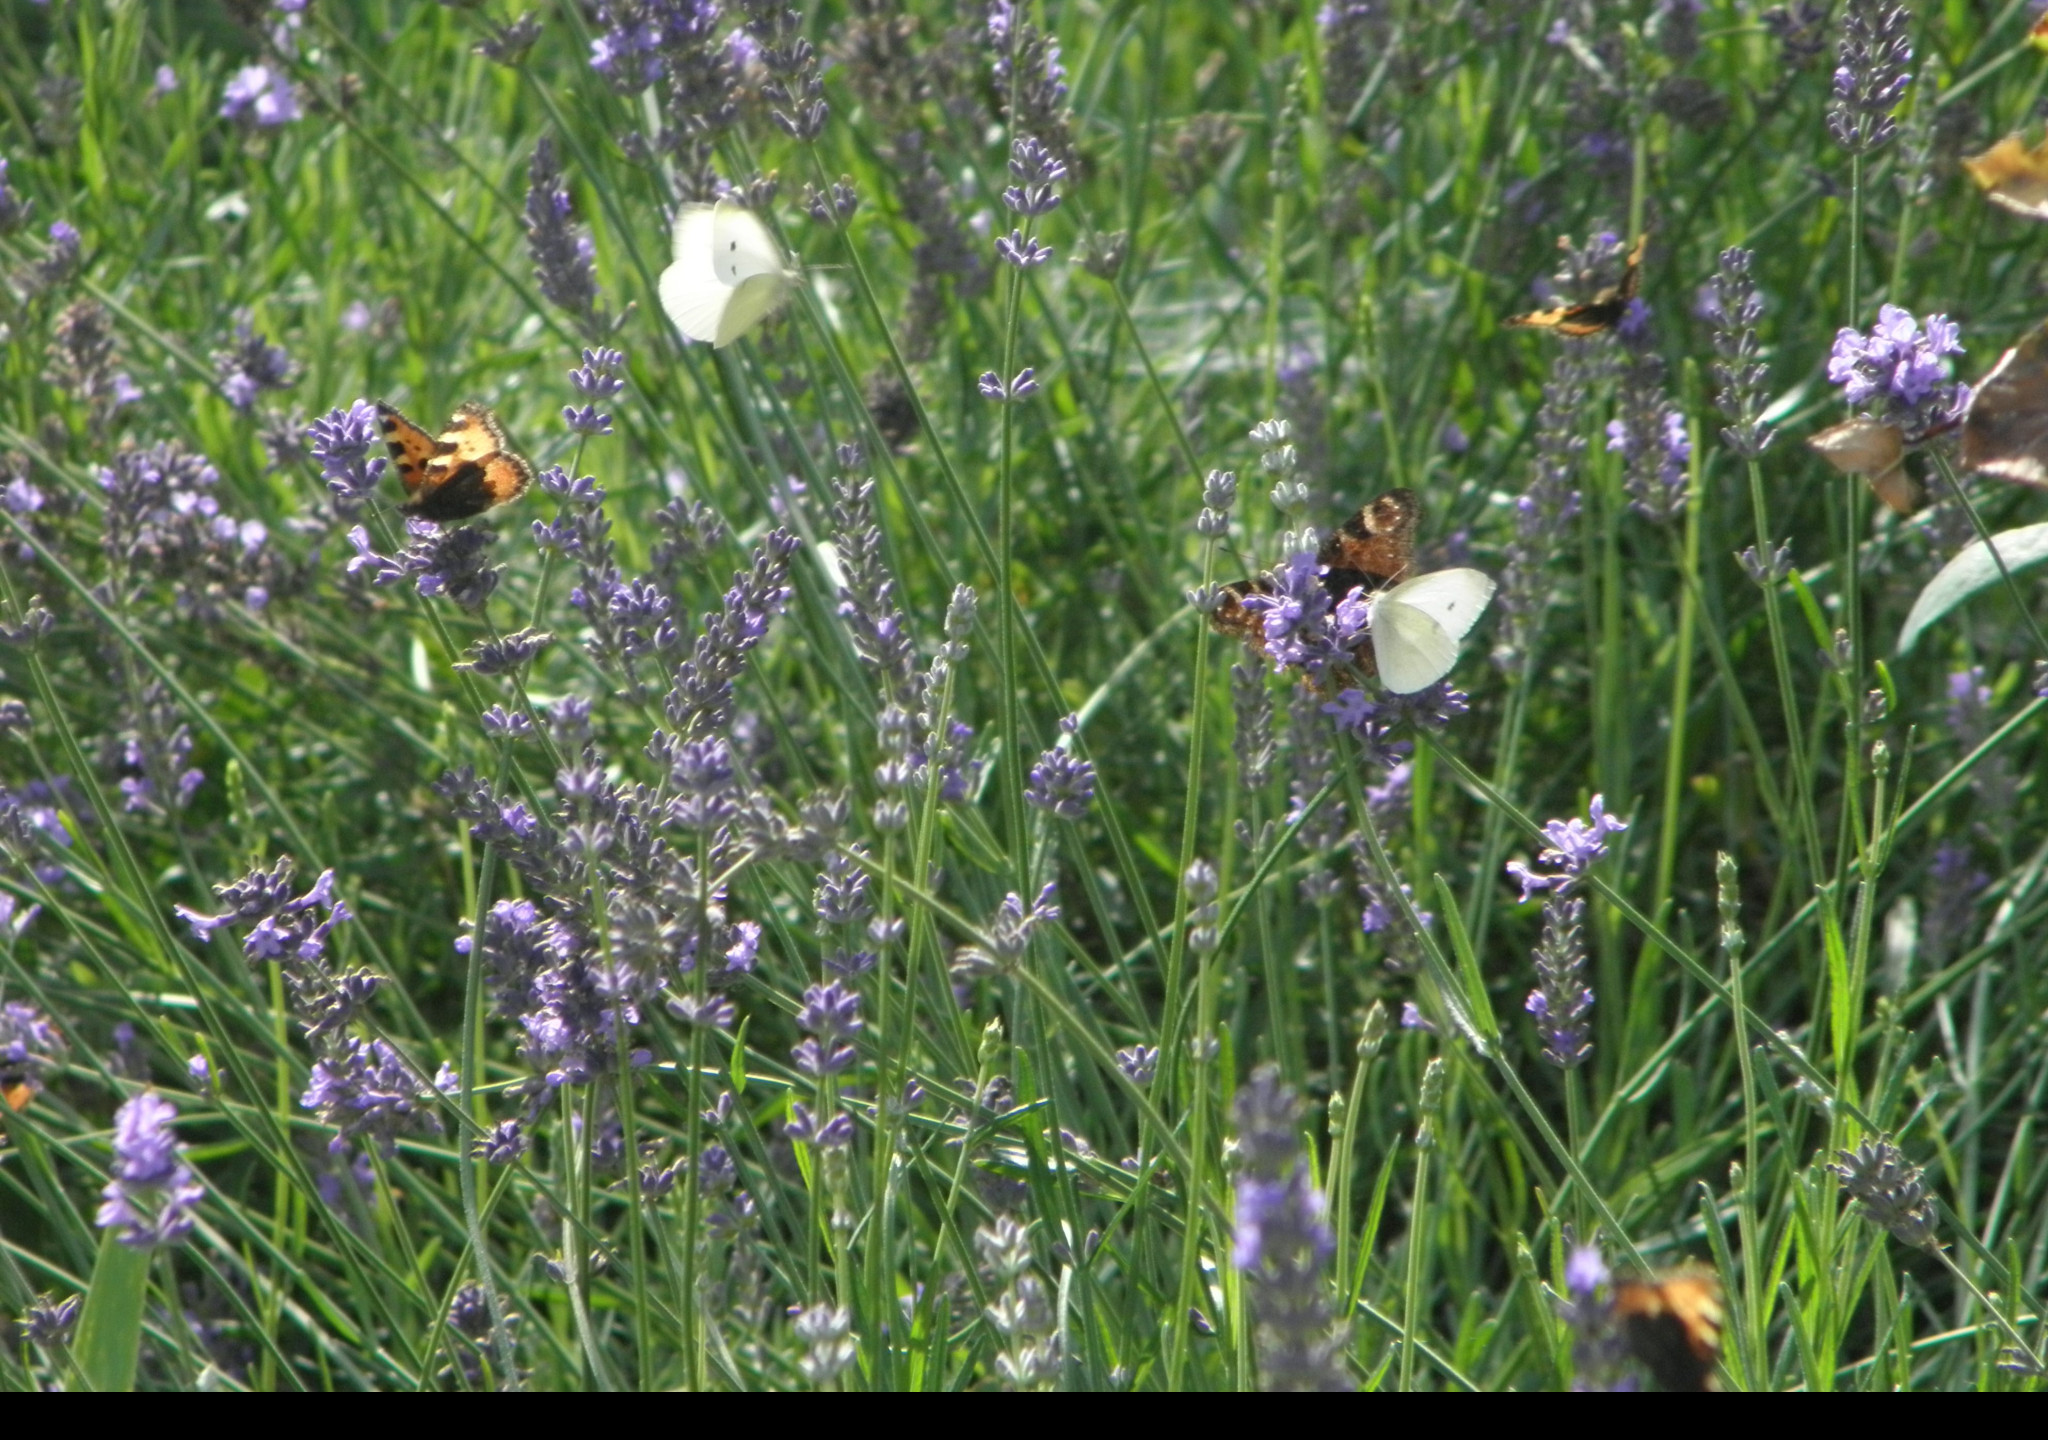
[[1505, 234, 1647, 336], [1615, 1276, 1723, 1392], [387, 402, 535, 521], [1208, 578, 1274, 660], [1318, 487, 1419, 595], [402, 451, 534, 522], [375, 402, 441, 503]]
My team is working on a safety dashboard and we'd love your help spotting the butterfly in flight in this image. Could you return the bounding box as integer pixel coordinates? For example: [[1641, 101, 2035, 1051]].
[[1613, 1271, 1725, 1392], [1962, 133, 2048, 221], [659, 200, 802, 349], [1505, 233, 1648, 337], [1962, 319, 2048, 488], [375, 402, 535, 522], [1210, 489, 1496, 694]]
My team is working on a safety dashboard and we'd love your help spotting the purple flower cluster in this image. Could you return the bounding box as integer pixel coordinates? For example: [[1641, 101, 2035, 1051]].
[[1024, 715, 1094, 821], [587, 2, 741, 199], [1230, 1066, 1349, 1391], [17, 1293, 79, 1348], [563, 347, 625, 436], [742, 0, 829, 143], [302, 1036, 450, 1157], [1608, 309, 1690, 522], [98, 440, 277, 618], [95, 1091, 203, 1247], [1826, 305, 1967, 440], [663, 528, 800, 741], [347, 519, 501, 610], [307, 401, 387, 515], [1944, 664, 2014, 812], [533, 469, 665, 687], [219, 64, 300, 128], [1921, 839, 1987, 966], [978, 367, 1039, 403], [15, 220, 80, 301], [113, 679, 203, 816], [0, 777, 76, 885], [792, 979, 862, 1080], [1356, 844, 1432, 975], [1506, 795, 1628, 902], [1239, 552, 1369, 690], [828, 463, 984, 825], [951, 883, 1060, 981], [177, 861, 383, 1053], [212, 314, 297, 412], [1002, 135, 1066, 220], [1495, 341, 1589, 668]]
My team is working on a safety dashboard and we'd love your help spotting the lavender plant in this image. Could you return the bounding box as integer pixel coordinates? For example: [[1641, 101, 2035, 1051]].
[[0, 0, 2042, 1396]]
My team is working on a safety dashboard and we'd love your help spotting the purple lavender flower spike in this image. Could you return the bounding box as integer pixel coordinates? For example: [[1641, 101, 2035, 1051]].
[[96, 1091, 204, 1247], [1230, 1066, 1350, 1390], [1525, 893, 1594, 1068], [524, 136, 606, 337], [1024, 715, 1095, 821], [1828, 1, 1912, 157]]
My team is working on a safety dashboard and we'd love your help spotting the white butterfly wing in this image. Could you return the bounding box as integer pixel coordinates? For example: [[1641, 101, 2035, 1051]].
[[714, 272, 794, 348], [711, 202, 789, 285], [1369, 569, 1496, 693], [660, 205, 730, 345], [1378, 568, 1496, 641], [1370, 597, 1460, 694], [670, 204, 716, 265]]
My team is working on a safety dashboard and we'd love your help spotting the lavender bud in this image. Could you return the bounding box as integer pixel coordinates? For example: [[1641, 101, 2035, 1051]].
[[1828, 1, 1912, 157], [1708, 248, 1775, 458], [1829, 1135, 1938, 1248]]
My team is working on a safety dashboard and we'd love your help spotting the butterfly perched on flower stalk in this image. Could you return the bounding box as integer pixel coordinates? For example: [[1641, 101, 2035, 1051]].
[[375, 402, 535, 522], [1210, 488, 1496, 694]]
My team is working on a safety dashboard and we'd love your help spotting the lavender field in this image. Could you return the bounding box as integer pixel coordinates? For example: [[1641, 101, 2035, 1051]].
[[0, 0, 2044, 1391]]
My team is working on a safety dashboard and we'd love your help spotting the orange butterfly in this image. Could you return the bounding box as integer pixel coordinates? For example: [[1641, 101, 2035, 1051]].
[[375, 402, 535, 522], [1209, 488, 1420, 679], [1614, 1272, 1724, 1392], [1505, 234, 1648, 337]]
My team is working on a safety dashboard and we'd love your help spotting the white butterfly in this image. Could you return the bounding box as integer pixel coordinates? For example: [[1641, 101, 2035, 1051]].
[[1367, 568, 1497, 694], [658, 200, 800, 349]]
